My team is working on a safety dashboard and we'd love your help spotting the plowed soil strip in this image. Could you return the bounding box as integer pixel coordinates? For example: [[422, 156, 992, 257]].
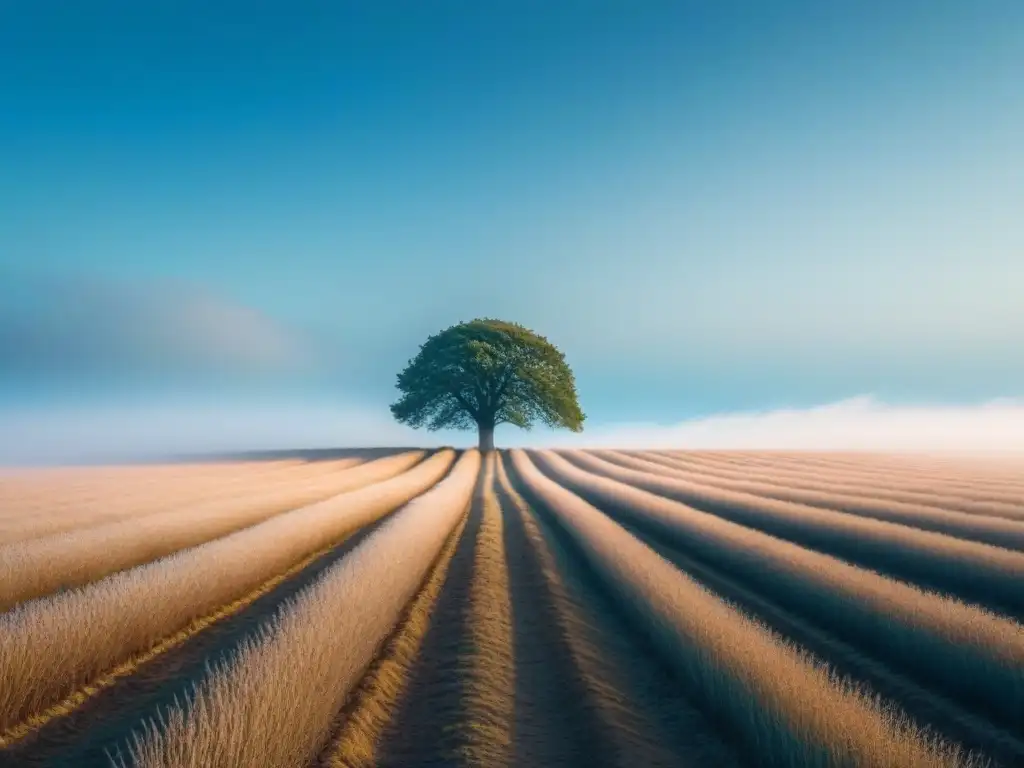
[[0, 452, 425, 611], [319, 455, 492, 768], [614, 451, 1024, 550], [495, 455, 742, 768], [318, 506, 472, 768], [635, 451, 1024, 523], [348, 453, 742, 768], [563, 450, 1024, 621], [699, 452, 1024, 496], [363, 456, 607, 767], [621, 522, 1024, 767], [361, 456, 521, 767], [1, 521, 388, 768]]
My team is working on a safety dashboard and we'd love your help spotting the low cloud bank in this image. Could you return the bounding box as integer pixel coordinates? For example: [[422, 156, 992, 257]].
[[0, 271, 310, 381], [0, 402, 449, 465], [539, 396, 1024, 454], [1, 395, 1022, 466]]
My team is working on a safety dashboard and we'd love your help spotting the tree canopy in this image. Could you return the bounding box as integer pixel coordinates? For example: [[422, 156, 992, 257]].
[[390, 318, 585, 450]]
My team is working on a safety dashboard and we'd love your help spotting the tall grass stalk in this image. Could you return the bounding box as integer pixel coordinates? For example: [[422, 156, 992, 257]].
[[0, 459, 364, 544], [636, 451, 1024, 519], [604, 451, 1024, 547], [535, 450, 1024, 729], [0, 452, 424, 611], [509, 450, 966, 768], [0, 451, 455, 737], [121, 451, 480, 768], [562, 451, 1024, 617]]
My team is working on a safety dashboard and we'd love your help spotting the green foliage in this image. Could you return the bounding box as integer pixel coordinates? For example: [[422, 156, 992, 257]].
[[390, 318, 585, 434]]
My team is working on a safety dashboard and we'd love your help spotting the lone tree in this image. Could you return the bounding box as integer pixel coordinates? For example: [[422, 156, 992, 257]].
[[390, 318, 585, 451]]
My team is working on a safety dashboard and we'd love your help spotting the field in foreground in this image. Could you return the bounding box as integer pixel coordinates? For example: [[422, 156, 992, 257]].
[[1, 449, 1023, 767]]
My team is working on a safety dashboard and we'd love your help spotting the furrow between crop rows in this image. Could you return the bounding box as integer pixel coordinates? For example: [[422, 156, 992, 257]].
[[327, 453, 517, 767], [317, 495, 473, 768], [607, 450, 1024, 548], [495, 453, 743, 768], [530, 450, 1024, 741], [0, 461, 302, 522], [621, 521, 1024, 766], [510, 450, 968, 768], [0, 451, 455, 741], [687, 452, 1024, 496], [0, 458, 366, 545], [5, 448, 1019, 767], [562, 450, 1024, 619], [633, 450, 1024, 521], [0, 452, 426, 610], [118, 451, 480, 768], [2, 519, 388, 767]]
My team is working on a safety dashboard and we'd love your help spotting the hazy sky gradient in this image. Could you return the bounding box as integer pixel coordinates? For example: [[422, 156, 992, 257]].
[[1, 2, 1022, 459]]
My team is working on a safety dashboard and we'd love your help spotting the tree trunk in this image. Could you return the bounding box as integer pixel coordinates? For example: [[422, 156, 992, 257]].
[[477, 422, 495, 452]]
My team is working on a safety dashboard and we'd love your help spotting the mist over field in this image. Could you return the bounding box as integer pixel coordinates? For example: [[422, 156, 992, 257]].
[[2, 396, 1024, 466], [2, 2, 1022, 466]]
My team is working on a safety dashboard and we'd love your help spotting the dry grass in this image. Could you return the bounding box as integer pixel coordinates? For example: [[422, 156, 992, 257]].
[[781, 450, 1024, 477], [3, 447, 1014, 764], [0, 459, 365, 545], [510, 450, 967, 768], [0, 450, 455, 738], [637, 451, 1024, 520], [427, 453, 515, 764], [0, 452, 424, 611], [0, 461, 303, 522], [495, 455, 741, 768], [534, 450, 1024, 731], [564, 451, 1024, 617], [685, 451, 1024, 497], [119, 451, 480, 768], [322, 493, 473, 768], [742, 451, 1024, 509], [371, 452, 672, 767], [610, 451, 1024, 549], [325, 453, 508, 767], [0, 460, 253, 497]]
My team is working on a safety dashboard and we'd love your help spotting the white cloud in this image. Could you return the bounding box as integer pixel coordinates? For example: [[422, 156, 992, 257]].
[[528, 396, 1024, 454]]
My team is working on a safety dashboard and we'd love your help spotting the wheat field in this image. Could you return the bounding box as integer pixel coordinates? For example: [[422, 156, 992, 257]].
[[1, 449, 1022, 767]]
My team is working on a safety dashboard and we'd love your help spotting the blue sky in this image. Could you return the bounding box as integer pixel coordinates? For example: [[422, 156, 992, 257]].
[[1, 2, 1022, 460]]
